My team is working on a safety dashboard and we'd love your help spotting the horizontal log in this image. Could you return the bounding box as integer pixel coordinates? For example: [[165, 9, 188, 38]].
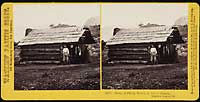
[[110, 54, 150, 58], [108, 44, 151, 49], [21, 60, 61, 64], [20, 52, 61, 56], [109, 58, 150, 61], [108, 48, 148, 51], [21, 48, 61, 51], [108, 51, 149, 55], [108, 50, 149, 53], [109, 55, 150, 60], [21, 44, 61, 49], [20, 50, 61, 54], [109, 60, 148, 64], [21, 56, 61, 60], [21, 58, 61, 61]]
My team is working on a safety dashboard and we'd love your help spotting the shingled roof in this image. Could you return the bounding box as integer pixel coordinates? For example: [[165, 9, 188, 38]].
[[107, 26, 179, 45], [18, 27, 84, 46]]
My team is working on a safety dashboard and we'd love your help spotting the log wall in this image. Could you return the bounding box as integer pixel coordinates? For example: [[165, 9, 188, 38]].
[[107, 43, 151, 64], [107, 43, 178, 64], [20, 44, 62, 64]]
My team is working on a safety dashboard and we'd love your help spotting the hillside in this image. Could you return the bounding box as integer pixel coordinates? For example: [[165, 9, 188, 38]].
[[84, 16, 100, 27], [174, 16, 188, 26], [174, 16, 188, 39]]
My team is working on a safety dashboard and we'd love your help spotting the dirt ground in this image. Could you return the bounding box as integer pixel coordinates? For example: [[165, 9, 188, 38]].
[[102, 56, 188, 89], [14, 64, 100, 90]]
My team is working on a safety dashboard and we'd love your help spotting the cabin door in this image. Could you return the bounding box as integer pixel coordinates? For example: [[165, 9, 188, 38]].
[[168, 44, 177, 63], [79, 44, 90, 63], [159, 44, 177, 63], [69, 45, 82, 64]]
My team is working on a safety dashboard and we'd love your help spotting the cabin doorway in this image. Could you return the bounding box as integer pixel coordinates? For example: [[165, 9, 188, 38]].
[[155, 44, 178, 64], [61, 44, 90, 64]]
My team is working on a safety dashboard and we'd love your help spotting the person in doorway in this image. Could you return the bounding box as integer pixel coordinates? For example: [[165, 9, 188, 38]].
[[150, 45, 158, 64], [70, 45, 76, 64], [83, 45, 89, 63], [77, 46, 82, 63], [62, 45, 69, 64]]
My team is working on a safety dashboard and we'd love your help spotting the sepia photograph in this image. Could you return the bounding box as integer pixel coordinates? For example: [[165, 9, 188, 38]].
[[1, 2, 199, 100], [14, 4, 100, 90], [102, 4, 188, 89]]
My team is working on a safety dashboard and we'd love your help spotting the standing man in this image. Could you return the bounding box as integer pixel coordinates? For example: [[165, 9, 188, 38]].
[[62, 45, 69, 64], [150, 45, 158, 64]]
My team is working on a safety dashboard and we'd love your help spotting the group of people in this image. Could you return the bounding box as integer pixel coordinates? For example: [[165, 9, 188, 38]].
[[62, 44, 176, 65], [61, 44, 90, 64], [148, 44, 178, 64]]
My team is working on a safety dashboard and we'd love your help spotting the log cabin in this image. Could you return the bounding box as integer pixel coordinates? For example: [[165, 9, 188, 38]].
[[106, 26, 184, 64], [18, 26, 96, 64]]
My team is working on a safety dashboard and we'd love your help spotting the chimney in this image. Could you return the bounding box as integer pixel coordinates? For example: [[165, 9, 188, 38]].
[[113, 28, 120, 36], [25, 28, 32, 36]]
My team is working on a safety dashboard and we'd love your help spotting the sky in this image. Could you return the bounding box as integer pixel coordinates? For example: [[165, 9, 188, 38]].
[[102, 4, 188, 41], [14, 4, 100, 42], [14, 4, 188, 42]]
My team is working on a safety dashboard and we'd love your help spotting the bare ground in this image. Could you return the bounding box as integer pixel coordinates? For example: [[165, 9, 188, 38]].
[[14, 64, 100, 90], [102, 56, 188, 89]]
